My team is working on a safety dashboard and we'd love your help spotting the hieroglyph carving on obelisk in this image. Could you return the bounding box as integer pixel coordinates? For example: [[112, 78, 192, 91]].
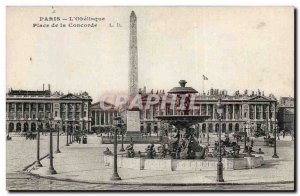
[[129, 11, 138, 98]]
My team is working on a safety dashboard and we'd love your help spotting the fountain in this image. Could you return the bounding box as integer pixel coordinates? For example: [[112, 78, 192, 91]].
[[155, 80, 210, 159], [103, 80, 265, 171]]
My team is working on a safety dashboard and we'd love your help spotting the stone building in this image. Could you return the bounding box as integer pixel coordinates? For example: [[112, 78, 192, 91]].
[[134, 86, 277, 135], [90, 101, 119, 132], [278, 97, 294, 131], [6, 85, 92, 133]]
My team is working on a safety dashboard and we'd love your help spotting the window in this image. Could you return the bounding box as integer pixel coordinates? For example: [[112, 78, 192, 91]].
[[84, 111, 87, 117], [55, 111, 58, 117]]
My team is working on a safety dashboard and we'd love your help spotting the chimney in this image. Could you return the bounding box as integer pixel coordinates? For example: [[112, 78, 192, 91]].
[[43, 84, 44, 91], [48, 84, 50, 91]]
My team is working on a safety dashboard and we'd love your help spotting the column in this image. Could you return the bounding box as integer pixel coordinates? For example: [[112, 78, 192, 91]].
[[36, 103, 38, 118], [79, 104, 82, 120], [212, 104, 215, 120], [43, 103, 46, 118], [73, 104, 75, 120], [99, 111, 102, 125], [172, 105, 175, 115], [240, 104, 242, 119], [108, 111, 111, 125], [66, 103, 69, 120], [261, 105, 263, 120], [21, 103, 24, 119], [104, 111, 106, 125], [14, 103, 17, 119], [226, 104, 229, 120], [29, 103, 31, 119], [199, 104, 202, 115], [254, 104, 257, 120], [233, 104, 235, 120], [206, 104, 208, 116]]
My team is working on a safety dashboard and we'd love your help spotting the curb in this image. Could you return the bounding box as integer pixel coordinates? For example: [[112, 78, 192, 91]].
[[23, 172, 294, 186], [22, 153, 49, 172]]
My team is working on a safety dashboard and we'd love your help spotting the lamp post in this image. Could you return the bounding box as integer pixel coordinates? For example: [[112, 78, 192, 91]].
[[55, 120, 61, 153], [66, 122, 69, 146], [216, 98, 224, 182], [46, 113, 57, 175], [243, 121, 248, 153], [119, 122, 126, 152], [35, 112, 43, 167], [110, 116, 122, 181], [272, 120, 279, 158], [69, 122, 72, 144]]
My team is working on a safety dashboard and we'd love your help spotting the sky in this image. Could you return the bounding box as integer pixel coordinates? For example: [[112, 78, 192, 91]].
[[6, 7, 294, 102]]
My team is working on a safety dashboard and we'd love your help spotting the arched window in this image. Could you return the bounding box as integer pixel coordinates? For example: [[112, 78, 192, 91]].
[[235, 123, 240, 132]]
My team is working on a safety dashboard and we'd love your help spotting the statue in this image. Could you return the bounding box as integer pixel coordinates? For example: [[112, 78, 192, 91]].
[[125, 142, 135, 158], [146, 143, 156, 159], [158, 143, 167, 159]]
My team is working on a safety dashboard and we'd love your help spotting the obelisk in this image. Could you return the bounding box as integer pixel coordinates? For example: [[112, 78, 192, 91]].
[[127, 11, 141, 137], [129, 11, 138, 97]]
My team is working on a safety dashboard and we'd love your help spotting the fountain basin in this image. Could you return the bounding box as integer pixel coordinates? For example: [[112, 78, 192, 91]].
[[103, 154, 264, 171]]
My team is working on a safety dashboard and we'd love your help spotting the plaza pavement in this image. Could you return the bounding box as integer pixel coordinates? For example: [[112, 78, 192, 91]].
[[26, 135, 294, 187]]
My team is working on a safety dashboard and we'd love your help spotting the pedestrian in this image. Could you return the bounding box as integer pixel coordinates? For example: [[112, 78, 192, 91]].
[[283, 131, 286, 139]]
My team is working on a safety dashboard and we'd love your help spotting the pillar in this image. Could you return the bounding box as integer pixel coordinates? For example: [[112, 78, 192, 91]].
[[29, 103, 31, 119], [226, 104, 228, 120], [233, 104, 235, 120], [261, 105, 263, 120], [239, 104, 242, 119], [43, 103, 46, 118], [104, 111, 106, 125], [254, 104, 257, 120], [14, 103, 17, 119], [99, 111, 102, 125], [21, 103, 24, 119], [212, 104, 215, 119]]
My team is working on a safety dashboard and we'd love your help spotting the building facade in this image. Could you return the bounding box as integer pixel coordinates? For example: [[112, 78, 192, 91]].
[[90, 101, 119, 132], [6, 85, 92, 133], [278, 97, 294, 131], [127, 87, 277, 135]]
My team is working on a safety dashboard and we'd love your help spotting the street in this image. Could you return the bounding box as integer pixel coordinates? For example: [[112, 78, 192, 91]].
[[6, 134, 295, 191]]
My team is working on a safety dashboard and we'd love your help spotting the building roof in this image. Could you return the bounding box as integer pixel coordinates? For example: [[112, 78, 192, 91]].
[[6, 88, 92, 100], [91, 101, 117, 111]]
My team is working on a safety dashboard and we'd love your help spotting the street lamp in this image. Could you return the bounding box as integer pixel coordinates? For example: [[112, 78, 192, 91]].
[[69, 121, 72, 144], [242, 121, 248, 153], [119, 120, 126, 152], [35, 112, 43, 167], [216, 98, 224, 182], [46, 113, 57, 175], [272, 120, 279, 158], [110, 116, 122, 181], [66, 121, 69, 146], [55, 120, 61, 153]]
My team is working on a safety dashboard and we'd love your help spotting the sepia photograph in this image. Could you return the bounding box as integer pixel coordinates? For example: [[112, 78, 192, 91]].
[[5, 6, 295, 191]]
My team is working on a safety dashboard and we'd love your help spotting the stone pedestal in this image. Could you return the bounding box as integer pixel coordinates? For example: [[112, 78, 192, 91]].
[[126, 110, 140, 137]]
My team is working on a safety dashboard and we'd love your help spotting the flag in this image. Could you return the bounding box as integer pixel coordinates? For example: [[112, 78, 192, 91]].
[[203, 75, 208, 80]]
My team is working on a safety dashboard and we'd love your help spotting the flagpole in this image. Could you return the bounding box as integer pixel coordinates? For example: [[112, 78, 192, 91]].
[[202, 77, 204, 94]]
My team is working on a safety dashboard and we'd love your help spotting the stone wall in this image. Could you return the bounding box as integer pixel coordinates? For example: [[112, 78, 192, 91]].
[[103, 155, 264, 171]]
